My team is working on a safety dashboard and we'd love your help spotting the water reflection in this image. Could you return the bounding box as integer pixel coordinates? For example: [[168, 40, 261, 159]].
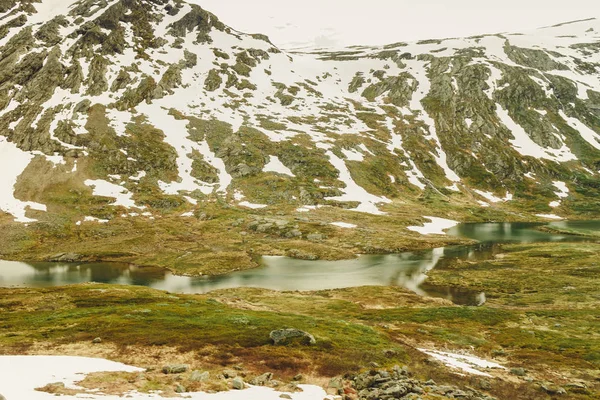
[[1, 221, 599, 306], [0, 251, 482, 305]]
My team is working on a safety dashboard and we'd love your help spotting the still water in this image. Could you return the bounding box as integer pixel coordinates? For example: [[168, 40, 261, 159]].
[[1, 220, 599, 305]]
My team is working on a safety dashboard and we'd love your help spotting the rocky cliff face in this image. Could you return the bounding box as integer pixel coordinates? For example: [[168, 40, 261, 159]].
[[0, 1, 599, 266]]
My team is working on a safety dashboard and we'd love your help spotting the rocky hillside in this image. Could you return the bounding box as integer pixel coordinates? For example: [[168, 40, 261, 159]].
[[0, 0, 599, 269]]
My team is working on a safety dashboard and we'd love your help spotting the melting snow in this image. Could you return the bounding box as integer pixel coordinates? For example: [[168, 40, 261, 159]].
[[553, 181, 569, 198], [407, 216, 459, 235], [0, 355, 333, 400], [341, 148, 364, 162], [536, 213, 564, 220], [496, 104, 577, 162], [559, 110, 600, 151], [473, 190, 512, 203], [83, 216, 109, 224], [84, 179, 138, 209], [296, 205, 323, 212], [325, 151, 391, 215], [405, 59, 461, 183], [239, 201, 268, 209], [263, 156, 295, 176], [330, 222, 357, 228], [137, 104, 231, 196], [549, 180, 569, 208], [0, 138, 47, 223], [418, 349, 506, 377]]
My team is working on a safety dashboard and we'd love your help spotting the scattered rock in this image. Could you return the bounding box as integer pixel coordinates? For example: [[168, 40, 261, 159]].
[[565, 382, 588, 394], [329, 376, 344, 390], [382, 349, 398, 358], [348, 368, 496, 400], [92, 337, 102, 344], [292, 374, 303, 381], [510, 367, 526, 376], [49, 253, 82, 262], [222, 369, 237, 378], [477, 378, 492, 390], [190, 370, 210, 382], [250, 372, 273, 386], [565, 382, 587, 389], [232, 377, 245, 390], [306, 233, 324, 241], [542, 383, 566, 395], [270, 329, 316, 345], [162, 364, 188, 374], [279, 394, 292, 399], [286, 249, 318, 260]]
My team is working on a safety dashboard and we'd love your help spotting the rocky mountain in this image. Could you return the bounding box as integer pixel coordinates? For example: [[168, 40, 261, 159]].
[[0, 0, 599, 270]]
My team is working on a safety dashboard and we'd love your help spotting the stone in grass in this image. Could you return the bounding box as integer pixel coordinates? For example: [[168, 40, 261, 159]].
[[269, 329, 316, 345], [92, 337, 102, 344], [542, 383, 567, 395], [250, 372, 273, 386], [510, 367, 526, 377], [232, 377, 245, 390], [190, 370, 210, 382], [162, 364, 189, 374]]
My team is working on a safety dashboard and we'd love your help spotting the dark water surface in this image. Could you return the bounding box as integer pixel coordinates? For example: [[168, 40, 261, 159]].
[[1, 220, 599, 305]]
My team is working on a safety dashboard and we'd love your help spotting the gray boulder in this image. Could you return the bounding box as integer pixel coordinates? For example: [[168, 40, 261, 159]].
[[175, 384, 186, 393], [232, 377, 245, 390], [269, 329, 316, 345], [162, 364, 188, 374], [190, 370, 210, 382], [250, 372, 273, 386]]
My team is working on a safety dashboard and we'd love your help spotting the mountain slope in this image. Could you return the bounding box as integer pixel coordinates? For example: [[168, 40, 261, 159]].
[[0, 0, 599, 271]]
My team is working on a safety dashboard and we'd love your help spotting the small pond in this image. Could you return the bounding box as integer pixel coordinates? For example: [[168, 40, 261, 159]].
[[1, 220, 599, 305]]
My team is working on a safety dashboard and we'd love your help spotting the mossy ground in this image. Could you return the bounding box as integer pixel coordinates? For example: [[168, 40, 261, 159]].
[[1, 242, 599, 398]]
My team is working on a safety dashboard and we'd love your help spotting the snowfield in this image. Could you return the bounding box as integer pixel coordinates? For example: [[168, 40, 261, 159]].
[[0, 0, 599, 226]]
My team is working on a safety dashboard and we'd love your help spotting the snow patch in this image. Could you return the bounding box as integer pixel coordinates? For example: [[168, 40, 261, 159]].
[[239, 201, 268, 209], [496, 104, 577, 162], [553, 181, 569, 198], [0, 138, 47, 223], [418, 349, 506, 377], [83, 216, 109, 224], [84, 179, 138, 209], [325, 151, 391, 215], [330, 222, 357, 228], [407, 216, 459, 235], [0, 355, 333, 400], [473, 190, 512, 203], [341, 148, 364, 162], [559, 111, 600, 151], [263, 156, 295, 176], [536, 214, 564, 220]]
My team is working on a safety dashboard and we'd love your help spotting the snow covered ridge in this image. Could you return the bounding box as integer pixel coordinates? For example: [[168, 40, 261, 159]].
[[0, 1, 599, 223], [0, 356, 334, 400]]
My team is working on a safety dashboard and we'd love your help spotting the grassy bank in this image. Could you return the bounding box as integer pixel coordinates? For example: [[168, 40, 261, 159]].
[[1, 242, 599, 398]]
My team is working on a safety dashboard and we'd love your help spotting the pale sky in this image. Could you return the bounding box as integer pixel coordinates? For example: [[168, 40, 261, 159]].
[[193, 0, 600, 49]]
